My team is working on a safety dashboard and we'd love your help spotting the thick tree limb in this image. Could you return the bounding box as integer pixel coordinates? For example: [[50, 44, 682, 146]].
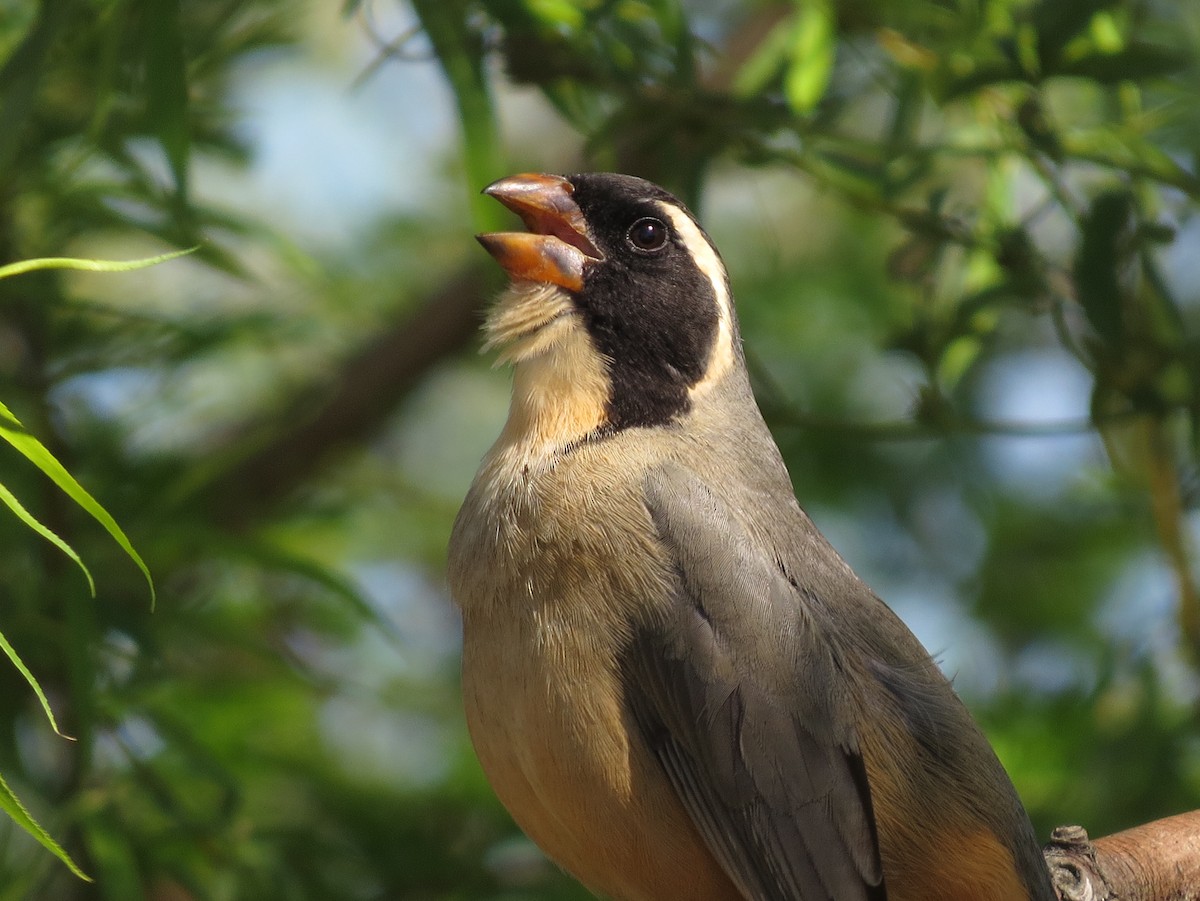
[[203, 262, 494, 527], [1046, 812, 1200, 900]]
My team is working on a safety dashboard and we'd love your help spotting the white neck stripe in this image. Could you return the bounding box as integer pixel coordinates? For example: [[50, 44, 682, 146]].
[[657, 202, 735, 397]]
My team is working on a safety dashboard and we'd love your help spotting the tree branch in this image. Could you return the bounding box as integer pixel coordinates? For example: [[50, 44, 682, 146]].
[[1046, 812, 1200, 901], [202, 262, 494, 527]]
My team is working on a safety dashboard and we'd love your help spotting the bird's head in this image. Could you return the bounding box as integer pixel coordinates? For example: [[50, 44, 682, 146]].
[[477, 172, 739, 444]]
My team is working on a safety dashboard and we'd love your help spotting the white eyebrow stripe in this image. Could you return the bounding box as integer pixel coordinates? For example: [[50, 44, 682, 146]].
[[656, 201, 735, 396]]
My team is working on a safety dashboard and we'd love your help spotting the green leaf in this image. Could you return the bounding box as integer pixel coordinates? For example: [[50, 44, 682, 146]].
[[0, 0, 72, 173], [1076, 190, 1136, 348], [1090, 11, 1124, 53], [1052, 42, 1190, 82], [732, 14, 794, 98], [243, 540, 396, 638], [0, 481, 95, 597], [0, 247, 196, 280], [142, 0, 191, 198], [783, 1, 835, 115], [0, 628, 72, 740], [0, 771, 90, 882], [524, 0, 584, 30], [1033, 0, 1119, 63], [0, 401, 155, 607], [411, 0, 505, 231]]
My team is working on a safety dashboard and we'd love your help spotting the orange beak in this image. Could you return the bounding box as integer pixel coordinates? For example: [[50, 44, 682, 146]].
[[477, 174, 603, 292]]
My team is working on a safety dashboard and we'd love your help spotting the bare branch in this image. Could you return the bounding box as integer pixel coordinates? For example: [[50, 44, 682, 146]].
[[203, 263, 493, 527], [1046, 812, 1200, 901]]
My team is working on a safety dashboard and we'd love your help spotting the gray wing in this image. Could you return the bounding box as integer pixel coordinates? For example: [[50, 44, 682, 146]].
[[622, 463, 886, 901]]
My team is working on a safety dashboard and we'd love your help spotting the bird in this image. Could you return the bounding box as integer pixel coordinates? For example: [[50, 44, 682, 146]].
[[448, 171, 1057, 901]]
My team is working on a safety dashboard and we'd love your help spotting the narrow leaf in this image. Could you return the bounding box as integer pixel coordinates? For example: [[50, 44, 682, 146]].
[[143, 0, 191, 198], [410, 0, 505, 232], [0, 402, 155, 606], [1076, 190, 1136, 348], [0, 0, 72, 173], [732, 15, 795, 98], [0, 629, 73, 740], [524, 0, 584, 30], [784, 1, 835, 115], [1053, 42, 1190, 82], [0, 247, 196, 280], [0, 481, 95, 596], [241, 540, 398, 639], [0, 771, 91, 881], [1033, 0, 1119, 62]]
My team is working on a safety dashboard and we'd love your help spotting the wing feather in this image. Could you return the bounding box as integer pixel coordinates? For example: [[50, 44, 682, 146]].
[[621, 463, 886, 901]]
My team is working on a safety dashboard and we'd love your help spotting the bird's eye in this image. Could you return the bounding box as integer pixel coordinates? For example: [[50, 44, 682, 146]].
[[627, 217, 669, 252]]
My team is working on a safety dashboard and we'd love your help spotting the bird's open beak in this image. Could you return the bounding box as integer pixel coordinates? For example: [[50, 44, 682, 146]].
[[477, 174, 603, 292]]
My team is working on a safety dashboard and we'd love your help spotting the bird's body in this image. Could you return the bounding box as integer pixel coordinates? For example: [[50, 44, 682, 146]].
[[449, 173, 1055, 901]]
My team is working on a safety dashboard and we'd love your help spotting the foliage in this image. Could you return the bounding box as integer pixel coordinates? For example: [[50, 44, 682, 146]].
[[0, 249, 186, 880], [0, 0, 1197, 899]]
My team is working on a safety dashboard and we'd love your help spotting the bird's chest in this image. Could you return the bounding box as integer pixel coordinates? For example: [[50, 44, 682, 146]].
[[460, 595, 633, 844], [449, 448, 733, 899], [451, 446, 647, 805], [460, 599, 719, 901], [449, 442, 665, 621]]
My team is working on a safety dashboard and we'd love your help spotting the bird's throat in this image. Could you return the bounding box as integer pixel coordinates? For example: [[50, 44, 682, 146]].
[[484, 282, 576, 364], [486, 283, 610, 453]]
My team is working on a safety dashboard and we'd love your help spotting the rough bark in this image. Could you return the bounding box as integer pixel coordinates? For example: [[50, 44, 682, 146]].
[[1046, 811, 1200, 901]]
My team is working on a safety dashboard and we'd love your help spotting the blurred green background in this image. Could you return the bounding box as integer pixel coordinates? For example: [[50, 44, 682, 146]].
[[0, 0, 1198, 898]]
